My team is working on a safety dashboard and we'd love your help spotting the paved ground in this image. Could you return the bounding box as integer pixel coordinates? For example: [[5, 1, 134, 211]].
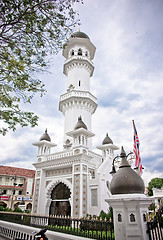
[[0, 235, 10, 240], [0, 220, 92, 240], [0, 232, 91, 240], [0, 234, 90, 240]]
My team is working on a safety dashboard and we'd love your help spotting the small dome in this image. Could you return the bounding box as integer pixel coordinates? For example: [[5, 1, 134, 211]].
[[102, 133, 113, 145], [74, 116, 87, 130], [110, 146, 145, 195], [70, 31, 90, 40], [40, 129, 51, 142]]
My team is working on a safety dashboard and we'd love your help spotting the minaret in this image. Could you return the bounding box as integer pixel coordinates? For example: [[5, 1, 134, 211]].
[[59, 31, 97, 149]]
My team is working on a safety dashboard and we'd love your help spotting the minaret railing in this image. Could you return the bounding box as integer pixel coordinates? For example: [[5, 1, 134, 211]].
[[60, 90, 97, 102]]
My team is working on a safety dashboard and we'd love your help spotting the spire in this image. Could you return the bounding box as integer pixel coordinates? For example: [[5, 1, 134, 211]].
[[119, 146, 130, 168]]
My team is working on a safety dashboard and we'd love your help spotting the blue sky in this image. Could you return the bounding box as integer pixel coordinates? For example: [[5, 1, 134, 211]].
[[0, 0, 163, 185]]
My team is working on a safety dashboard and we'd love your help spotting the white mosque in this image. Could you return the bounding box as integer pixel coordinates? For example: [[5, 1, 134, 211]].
[[32, 31, 120, 218]]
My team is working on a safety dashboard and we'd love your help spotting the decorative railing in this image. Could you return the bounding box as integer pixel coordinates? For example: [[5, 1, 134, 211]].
[[0, 212, 114, 240], [60, 90, 97, 103], [0, 226, 33, 240], [46, 150, 73, 161]]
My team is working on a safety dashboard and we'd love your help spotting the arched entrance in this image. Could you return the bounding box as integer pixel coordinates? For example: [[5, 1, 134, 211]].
[[26, 203, 32, 210], [49, 182, 71, 216], [0, 201, 7, 208], [14, 202, 21, 209]]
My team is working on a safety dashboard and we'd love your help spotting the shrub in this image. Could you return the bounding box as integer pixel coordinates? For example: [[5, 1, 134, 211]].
[[14, 207, 23, 213]]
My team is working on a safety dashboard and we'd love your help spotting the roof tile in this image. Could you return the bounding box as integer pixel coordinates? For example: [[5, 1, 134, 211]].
[[0, 166, 35, 178]]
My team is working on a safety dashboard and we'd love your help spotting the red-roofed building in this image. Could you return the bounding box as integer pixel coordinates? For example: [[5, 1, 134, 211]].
[[0, 165, 35, 211]]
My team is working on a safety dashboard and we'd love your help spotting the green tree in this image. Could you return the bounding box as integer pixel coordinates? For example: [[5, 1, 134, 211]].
[[99, 207, 113, 222], [0, 0, 82, 135], [148, 178, 163, 196]]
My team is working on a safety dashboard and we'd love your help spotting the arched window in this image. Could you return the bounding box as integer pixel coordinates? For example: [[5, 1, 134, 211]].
[[79, 80, 81, 86], [71, 49, 74, 56], [85, 51, 88, 56], [78, 48, 82, 56], [130, 213, 136, 222], [118, 213, 122, 222]]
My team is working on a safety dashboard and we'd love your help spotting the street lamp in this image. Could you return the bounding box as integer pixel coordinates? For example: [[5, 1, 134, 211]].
[[110, 152, 134, 176], [110, 156, 119, 176]]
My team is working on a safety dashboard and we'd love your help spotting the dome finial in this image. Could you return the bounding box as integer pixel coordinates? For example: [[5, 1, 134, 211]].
[[119, 146, 130, 168], [120, 146, 126, 157], [40, 128, 51, 142], [74, 116, 87, 130], [102, 133, 113, 145]]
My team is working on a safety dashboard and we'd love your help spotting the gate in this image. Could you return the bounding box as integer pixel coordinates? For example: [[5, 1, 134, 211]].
[[147, 209, 163, 240]]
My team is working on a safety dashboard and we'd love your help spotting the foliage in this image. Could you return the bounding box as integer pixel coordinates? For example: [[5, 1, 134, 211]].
[[81, 208, 114, 232], [0, 206, 12, 212], [148, 203, 156, 211], [99, 207, 113, 221], [0, 0, 82, 135], [0, 206, 6, 211], [13, 207, 23, 212], [0, 205, 27, 213], [148, 178, 163, 196]]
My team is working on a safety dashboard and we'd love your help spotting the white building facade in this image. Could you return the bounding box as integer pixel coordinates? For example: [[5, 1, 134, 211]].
[[32, 32, 119, 218]]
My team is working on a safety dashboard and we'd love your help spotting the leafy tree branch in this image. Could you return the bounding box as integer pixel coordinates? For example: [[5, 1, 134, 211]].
[[0, 0, 82, 135], [148, 178, 163, 196]]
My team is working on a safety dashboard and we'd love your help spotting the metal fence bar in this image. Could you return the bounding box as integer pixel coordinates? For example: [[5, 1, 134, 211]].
[[147, 209, 163, 240]]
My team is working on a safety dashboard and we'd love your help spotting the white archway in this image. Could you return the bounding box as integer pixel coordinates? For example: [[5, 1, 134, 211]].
[[45, 178, 72, 214]]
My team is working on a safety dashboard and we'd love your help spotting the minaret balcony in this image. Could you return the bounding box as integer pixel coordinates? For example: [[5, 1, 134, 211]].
[[59, 90, 98, 114], [63, 56, 94, 76], [60, 90, 97, 102]]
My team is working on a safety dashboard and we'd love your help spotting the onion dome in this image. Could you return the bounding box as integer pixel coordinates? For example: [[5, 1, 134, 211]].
[[39, 129, 51, 142], [110, 146, 145, 195], [74, 116, 87, 130], [70, 31, 90, 40], [102, 133, 113, 145]]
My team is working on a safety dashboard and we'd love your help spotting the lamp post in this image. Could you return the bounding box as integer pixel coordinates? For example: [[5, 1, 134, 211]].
[[109, 156, 119, 176], [110, 152, 134, 176]]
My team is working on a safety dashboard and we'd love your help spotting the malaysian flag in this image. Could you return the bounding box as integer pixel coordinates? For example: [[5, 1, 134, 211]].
[[132, 120, 142, 175]]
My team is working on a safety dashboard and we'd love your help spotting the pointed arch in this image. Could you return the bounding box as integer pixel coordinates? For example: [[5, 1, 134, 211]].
[[46, 178, 72, 207]]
